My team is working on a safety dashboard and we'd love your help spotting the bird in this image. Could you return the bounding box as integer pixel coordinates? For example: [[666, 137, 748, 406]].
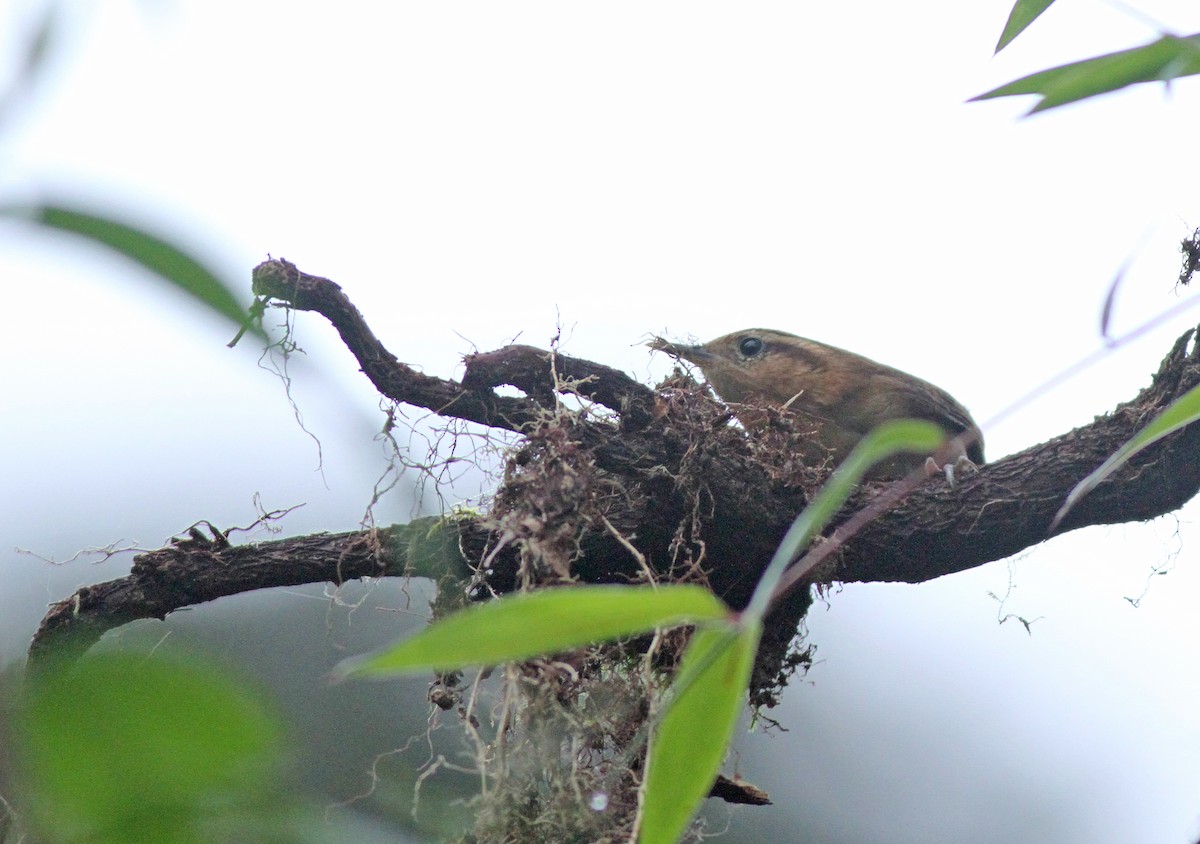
[[652, 328, 984, 480]]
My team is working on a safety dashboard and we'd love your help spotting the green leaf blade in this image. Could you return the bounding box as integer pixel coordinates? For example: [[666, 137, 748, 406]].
[[638, 623, 760, 844], [0, 203, 264, 340], [1053, 382, 1200, 530], [973, 34, 1200, 114], [16, 652, 289, 844], [334, 584, 731, 679], [745, 419, 945, 620], [995, 0, 1057, 54]]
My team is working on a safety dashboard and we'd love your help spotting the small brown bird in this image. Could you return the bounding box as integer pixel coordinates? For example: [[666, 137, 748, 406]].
[[653, 328, 984, 479]]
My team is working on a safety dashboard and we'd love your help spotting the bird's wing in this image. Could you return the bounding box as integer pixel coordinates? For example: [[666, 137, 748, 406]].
[[842, 373, 985, 463]]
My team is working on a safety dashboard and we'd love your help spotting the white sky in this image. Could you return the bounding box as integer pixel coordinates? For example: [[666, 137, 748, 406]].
[[3, 2, 1200, 842]]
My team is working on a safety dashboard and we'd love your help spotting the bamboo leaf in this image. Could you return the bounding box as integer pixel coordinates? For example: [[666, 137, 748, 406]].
[[334, 584, 730, 679], [995, 0, 1057, 54], [0, 203, 264, 340], [638, 623, 759, 844], [973, 34, 1200, 114], [1052, 382, 1200, 531], [17, 652, 291, 843], [744, 419, 944, 620]]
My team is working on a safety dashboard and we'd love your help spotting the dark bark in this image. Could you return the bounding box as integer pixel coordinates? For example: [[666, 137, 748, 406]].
[[26, 260, 1200, 816], [29, 259, 1200, 677]]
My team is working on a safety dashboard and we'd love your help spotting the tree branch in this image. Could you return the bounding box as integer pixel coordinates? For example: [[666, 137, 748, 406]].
[[26, 517, 470, 666], [29, 261, 1200, 671]]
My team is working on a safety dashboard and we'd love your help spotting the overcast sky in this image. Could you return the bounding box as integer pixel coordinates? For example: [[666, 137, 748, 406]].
[[3, 2, 1200, 842]]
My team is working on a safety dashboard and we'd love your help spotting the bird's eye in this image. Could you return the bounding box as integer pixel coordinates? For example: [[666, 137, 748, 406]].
[[738, 336, 765, 358]]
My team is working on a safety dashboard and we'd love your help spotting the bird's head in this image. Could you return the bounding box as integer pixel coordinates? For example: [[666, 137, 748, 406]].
[[651, 329, 832, 406]]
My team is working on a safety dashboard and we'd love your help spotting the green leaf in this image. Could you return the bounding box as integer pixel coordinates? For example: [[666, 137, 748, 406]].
[[638, 623, 760, 844], [16, 651, 291, 844], [0, 3, 59, 131], [744, 419, 944, 620], [973, 34, 1200, 114], [333, 584, 731, 679], [0, 203, 264, 340], [1052, 382, 1200, 531], [995, 0, 1057, 54]]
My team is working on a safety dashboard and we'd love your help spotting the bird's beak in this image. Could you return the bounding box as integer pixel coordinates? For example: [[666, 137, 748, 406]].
[[650, 338, 714, 364]]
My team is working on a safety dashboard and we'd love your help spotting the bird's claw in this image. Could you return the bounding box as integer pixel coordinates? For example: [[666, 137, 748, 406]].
[[927, 454, 979, 488]]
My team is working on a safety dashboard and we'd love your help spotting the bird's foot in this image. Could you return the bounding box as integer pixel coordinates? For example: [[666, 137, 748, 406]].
[[925, 454, 979, 488]]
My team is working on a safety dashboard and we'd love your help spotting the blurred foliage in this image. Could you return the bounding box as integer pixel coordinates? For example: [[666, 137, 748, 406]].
[[0, 3, 261, 342], [8, 650, 316, 843], [0, 203, 265, 342]]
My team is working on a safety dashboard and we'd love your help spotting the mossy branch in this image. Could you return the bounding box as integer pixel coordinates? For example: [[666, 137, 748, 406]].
[[30, 260, 1200, 668]]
